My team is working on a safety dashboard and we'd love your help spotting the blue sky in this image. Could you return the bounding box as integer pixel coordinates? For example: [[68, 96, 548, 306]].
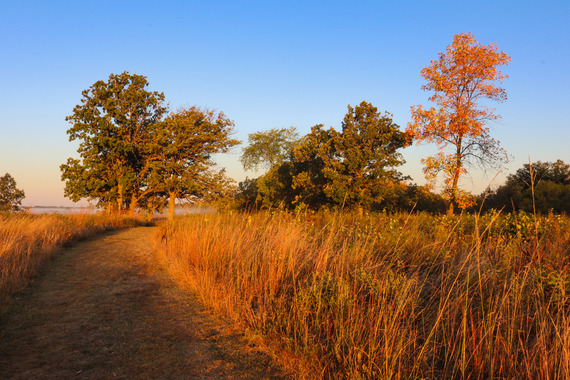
[[1, 0, 569, 206]]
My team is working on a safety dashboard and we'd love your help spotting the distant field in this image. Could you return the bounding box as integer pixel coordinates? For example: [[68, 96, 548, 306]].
[[155, 210, 570, 379], [24, 206, 98, 214], [23, 205, 214, 216]]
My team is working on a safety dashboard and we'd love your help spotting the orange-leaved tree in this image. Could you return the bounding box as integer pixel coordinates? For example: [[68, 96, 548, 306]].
[[406, 33, 511, 213]]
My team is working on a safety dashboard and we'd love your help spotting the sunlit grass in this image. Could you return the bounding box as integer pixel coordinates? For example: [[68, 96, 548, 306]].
[[0, 212, 145, 310], [154, 210, 570, 379]]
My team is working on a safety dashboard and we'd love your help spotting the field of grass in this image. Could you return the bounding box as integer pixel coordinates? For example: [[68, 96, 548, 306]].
[[154, 210, 570, 379], [0, 212, 144, 310]]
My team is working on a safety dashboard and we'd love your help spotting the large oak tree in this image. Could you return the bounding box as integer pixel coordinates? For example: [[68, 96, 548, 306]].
[[147, 106, 239, 219], [321, 101, 407, 208], [61, 72, 238, 218], [248, 101, 407, 210], [406, 33, 511, 213], [61, 72, 167, 213]]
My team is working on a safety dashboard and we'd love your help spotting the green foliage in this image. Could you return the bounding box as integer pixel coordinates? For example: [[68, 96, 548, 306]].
[[240, 126, 299, 172], [483, 159, 570, 214], [0, 173, 25, 212], [259, 161, 305, 209], [511, 159, 570, 190], [61, 72, 167, 212], [147, 106, 239, 218], [320, 101, 407, 208], [288, 124, 333, 208], [233, 177, 260, 210], [239, 101, 408, 211], [61, 72, 238, 217], [392, 183, 447, 213]]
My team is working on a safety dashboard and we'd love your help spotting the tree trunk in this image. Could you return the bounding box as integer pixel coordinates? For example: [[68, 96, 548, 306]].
[[448, 170, 459, 215], [117, 184, 124, 214], [447, 200, 455, 215], [146, 205, 157, 223], [448, 140, 463, 215], [168, 192, 177, 221], [129, 194, 138, 216]]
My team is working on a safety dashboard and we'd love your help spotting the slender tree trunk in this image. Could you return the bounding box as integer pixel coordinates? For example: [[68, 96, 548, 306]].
[[168, 192, 177, 221], [117, 184, 124, 214], [449, 171, 459, 215], [447, 200, 455, 215], [448, 140, 463, 215]]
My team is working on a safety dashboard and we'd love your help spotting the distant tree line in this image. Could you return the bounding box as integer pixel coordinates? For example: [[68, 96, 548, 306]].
[[480, 160, 570, 214], [235, 101, 447, 213], [235, 112, 570, 214], [236, 32, 515, 215], [60, 34, 569, 216]]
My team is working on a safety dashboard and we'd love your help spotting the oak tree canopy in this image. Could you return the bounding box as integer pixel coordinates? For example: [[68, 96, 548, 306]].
[[241, 101, 407, 210], [61, 72, 238, 218]]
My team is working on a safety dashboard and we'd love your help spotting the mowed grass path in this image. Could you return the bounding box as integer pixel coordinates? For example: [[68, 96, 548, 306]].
[[0, 227, 286, 379]]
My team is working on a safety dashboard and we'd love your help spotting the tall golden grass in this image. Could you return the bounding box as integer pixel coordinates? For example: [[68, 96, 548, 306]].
[[154, 210, 570, 379], [0, 212, 144, 310]]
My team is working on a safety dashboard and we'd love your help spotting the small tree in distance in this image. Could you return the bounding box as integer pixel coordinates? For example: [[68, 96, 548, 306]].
[[0, 173, 25, 212], [406, 33, 511, 214], [240, 127, 299, 172]]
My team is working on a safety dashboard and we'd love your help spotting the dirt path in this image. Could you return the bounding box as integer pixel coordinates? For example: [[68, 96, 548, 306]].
[[0, 227, 287, 379]]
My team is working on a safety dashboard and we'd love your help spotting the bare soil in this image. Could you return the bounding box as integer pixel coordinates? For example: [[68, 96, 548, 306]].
[[0, 227, 287, 379]]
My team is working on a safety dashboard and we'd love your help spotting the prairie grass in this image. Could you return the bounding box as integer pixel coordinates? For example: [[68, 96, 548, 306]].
[[0, 212, 144, 310], [154, 210, 570, 379]]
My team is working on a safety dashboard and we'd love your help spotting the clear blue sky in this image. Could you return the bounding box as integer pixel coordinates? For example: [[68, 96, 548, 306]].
[[1, 0, 569, 206]]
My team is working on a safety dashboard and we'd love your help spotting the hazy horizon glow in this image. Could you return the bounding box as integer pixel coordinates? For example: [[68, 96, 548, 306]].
[[1, 1, 568, 206]]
